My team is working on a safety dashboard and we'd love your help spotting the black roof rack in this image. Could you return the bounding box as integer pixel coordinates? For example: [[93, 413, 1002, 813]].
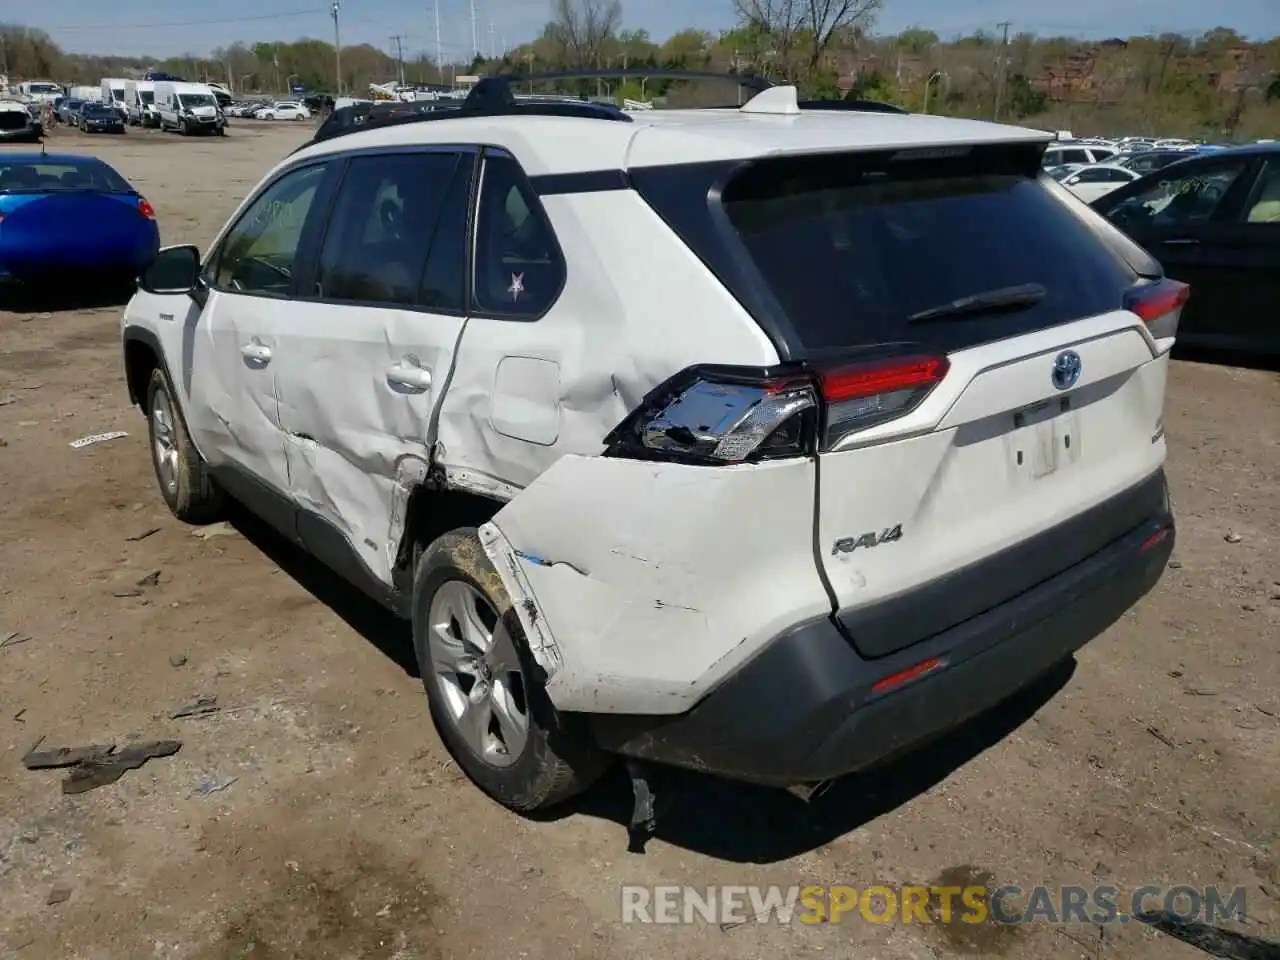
[[798, 99, 908, 115], [303, 69, 905, 149]]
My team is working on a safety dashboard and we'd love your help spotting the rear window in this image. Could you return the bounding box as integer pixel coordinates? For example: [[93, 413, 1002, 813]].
[[0, 160, 131, 193], [718, 150, 1137, 354]]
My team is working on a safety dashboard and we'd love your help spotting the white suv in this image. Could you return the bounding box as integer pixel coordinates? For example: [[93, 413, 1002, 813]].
[[121, 76, 1178, 817]]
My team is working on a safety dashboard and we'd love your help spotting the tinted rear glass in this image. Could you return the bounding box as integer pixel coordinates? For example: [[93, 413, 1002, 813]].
[[720, 150, 1137, 354]]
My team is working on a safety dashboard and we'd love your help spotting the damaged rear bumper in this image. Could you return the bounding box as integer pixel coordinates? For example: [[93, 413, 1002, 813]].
[[588, 496, 1174, 788]]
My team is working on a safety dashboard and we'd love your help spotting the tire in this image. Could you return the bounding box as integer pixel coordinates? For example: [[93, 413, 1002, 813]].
[[412, 528, 604, 812], [179, 120, 189, 136], [145, 367, 223, 524]]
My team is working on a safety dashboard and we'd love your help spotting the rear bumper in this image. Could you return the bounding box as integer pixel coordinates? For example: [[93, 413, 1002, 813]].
[[589, 471, 1174, 787]]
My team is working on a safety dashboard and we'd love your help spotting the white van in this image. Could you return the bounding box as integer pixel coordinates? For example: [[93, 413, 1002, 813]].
[[154, 81, 226, 136], [206, 81, 233, 109], [17, 81, 61, 103], [66, 85, 102, 103], [124, 80, 158, 126], [101, 78, 128, 118]]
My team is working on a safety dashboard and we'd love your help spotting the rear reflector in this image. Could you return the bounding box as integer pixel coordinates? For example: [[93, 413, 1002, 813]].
[[871, 656, 945, 695], [1139, 527, 1171, 553], [1125, 278, 1189, 342]]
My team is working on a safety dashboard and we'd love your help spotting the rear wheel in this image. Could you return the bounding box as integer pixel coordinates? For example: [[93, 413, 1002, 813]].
[[412, 528, 604, 812], [146, 367, 223, 524]]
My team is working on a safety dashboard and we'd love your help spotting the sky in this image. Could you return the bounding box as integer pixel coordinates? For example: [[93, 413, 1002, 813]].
[[44, 0, 1279, 60]]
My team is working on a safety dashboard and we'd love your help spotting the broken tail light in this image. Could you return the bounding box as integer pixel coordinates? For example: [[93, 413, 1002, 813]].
[[603, 354, 950, 465], [1125, 277, 1189, 342]]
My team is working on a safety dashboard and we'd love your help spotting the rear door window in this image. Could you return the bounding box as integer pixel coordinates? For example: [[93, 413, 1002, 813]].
[[720, 150, 1138, 354]]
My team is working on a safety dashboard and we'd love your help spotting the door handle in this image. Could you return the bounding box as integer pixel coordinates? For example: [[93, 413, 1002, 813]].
[[386, 358, 432, 392], [1161, 238, 1200, 246], [240, 339, 272, 363]]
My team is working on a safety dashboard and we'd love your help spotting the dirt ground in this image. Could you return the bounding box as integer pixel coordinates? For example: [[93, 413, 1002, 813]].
[[0, 119, 1277, 960]]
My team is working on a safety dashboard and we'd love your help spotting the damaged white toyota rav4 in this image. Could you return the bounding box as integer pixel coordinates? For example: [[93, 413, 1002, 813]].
[[121, 73, 1178, 822]]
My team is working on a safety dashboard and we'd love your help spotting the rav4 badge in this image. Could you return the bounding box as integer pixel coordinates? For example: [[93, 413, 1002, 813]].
[[832, 525, 903, 556]]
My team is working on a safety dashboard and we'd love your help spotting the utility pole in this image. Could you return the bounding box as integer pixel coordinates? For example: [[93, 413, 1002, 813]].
[[434, 0, 444, 84], [993, 21, 1011, 122], [390, 34, 406, 87], [489, 20, 496, 61], [331, 0, 343, 95], [469, 0, 479, 62], [526, 53, 534, 94]]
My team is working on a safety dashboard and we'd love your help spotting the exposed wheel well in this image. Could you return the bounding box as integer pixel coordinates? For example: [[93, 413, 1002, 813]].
[[124, 338, 160, 413], [394, 486, 504, 585]]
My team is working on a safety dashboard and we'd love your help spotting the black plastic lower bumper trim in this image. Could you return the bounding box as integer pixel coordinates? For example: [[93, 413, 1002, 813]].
[[588, 472, 1173, 787]]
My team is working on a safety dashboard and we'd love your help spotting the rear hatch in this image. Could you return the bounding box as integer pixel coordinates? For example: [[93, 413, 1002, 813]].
[[715, 144, 1173, 659]]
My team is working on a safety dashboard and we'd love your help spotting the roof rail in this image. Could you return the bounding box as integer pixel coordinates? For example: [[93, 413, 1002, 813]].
[[798, 98, 909, 115], [302, 69, 908, 150], [305, 68, 771, 148]]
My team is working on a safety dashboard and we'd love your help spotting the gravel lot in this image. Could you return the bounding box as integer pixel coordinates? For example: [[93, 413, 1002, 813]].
[[0, 119, 1277, 960]]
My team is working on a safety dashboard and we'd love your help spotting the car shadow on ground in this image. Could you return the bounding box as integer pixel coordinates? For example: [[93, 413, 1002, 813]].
[[547, 661, 1074, 863], [223, 502, 420, 678], [223, 501, 1074, 862], [0, 280, 136, 313]]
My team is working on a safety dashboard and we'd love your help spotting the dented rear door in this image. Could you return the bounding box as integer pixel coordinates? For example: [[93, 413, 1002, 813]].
[[273, 148, 475, 587]]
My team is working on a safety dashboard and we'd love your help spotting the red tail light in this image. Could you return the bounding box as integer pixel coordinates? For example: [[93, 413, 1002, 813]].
[[818, 355, 949, 447], [603, 354, 950, 465], [137, 197, 156, 219], [1125, 278, 1189, 341]]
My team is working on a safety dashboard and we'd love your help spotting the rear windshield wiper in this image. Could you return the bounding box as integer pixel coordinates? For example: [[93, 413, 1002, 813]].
[[907, 282, 1047, 324]]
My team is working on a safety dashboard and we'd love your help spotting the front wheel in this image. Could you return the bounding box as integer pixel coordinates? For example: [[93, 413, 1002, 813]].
[[146, 367, 223, 524], [412, 528, 604, 812]]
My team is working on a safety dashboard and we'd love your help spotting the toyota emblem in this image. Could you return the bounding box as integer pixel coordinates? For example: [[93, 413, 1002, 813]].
[[1051, 350, 1082, 391]]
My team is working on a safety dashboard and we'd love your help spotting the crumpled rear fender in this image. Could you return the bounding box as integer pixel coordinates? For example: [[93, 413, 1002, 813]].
[[479, 453, 831, 716]]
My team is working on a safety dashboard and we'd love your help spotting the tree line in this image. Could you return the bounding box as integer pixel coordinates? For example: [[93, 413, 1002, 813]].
[[4, 0, 1278, 138]]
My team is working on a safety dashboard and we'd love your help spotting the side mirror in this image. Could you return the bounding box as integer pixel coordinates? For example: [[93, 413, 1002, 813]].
[[139, 244, 201, 294]]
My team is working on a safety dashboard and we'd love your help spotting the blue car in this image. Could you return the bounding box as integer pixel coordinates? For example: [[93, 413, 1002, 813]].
[[0, 153, 160, 287]]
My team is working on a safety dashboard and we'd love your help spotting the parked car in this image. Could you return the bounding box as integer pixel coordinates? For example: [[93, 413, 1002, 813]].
[[257, 101, 311, 121], [78, 102, 127, 134], [1045, 162, 1086, 181], [56, 98, 85, 124], [1059, 163, 1143, 203], [0, 153, 159, 287], [1042, 142, 1120, 167], [1091, 143, 1280, 356], [0, 100, 42, 143], [120, 77, 1177, 815], [1117, 150, 1192, 176]]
